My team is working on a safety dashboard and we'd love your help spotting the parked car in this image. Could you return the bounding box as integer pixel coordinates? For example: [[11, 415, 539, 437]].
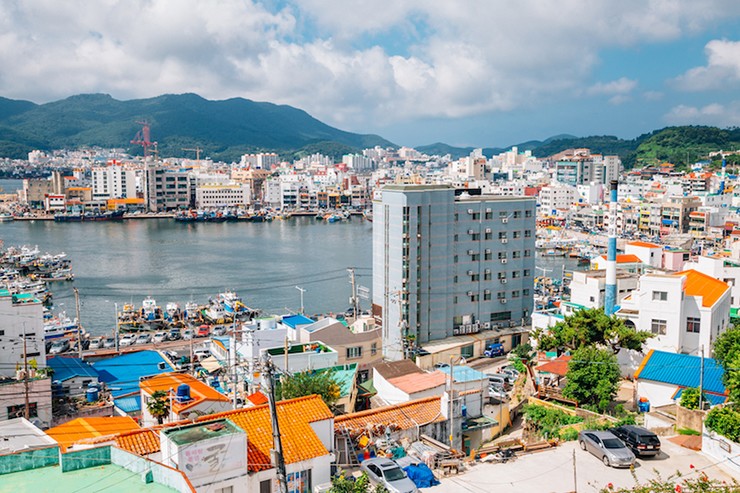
[[360, 457, 418, 493], [196, 325, 211, 338], [119, 334, 135, 347], [433, 362, 450, 369], [135, 333, 152, 345], [153, 331, 167, 343], [212, 325, 228, 337], [610, 425, 661, 457], [487, 374, 512, 390], [103, 336, 117, 349], [49, 338, 70, 354], [484, 343, 505, 358], [167, 328, 182, 341], [488, 384, 509, 402], [194, 348, 211, 360], [578, 430, 636, 468], [88, 337, 104, 350], [499, 367, 520, 380], [182, 329, 194, 340]]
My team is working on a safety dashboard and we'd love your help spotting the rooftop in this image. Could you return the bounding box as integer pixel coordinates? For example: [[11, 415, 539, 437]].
[[47, 356, 98, 382], [634, 349, 726, 399], [672, 269, 730, 307], [389, 371, 447, 394], [536, 355, 572, 377], [437, 365, 488, 383], [0, 418, 58, 454], [335, 395, 446, 433], [627, 241, 662, 249], [139, 373, 229, 413], [93, 350, 175, 400], [162, 419, 243, 446], [281, 314, 315, 328], [373, 360, 423, 380], [47, 417, 140, 452]]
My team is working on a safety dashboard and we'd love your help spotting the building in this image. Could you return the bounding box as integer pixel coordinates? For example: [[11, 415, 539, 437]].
[[0, 377, 52, 428], [0, 290, 46, 378], [616, 270, 731, 354], [566, 270, 639, 311], [624, 241, 663, 268], [634, 349, 727, 407], [590, 254, 645, 274], [144, 164, 192, 212], [20, 178, 53, 208], [538, 184, 577, 212], [372, 185, 536, 361], [262, 341, 338, 374], [92, 164, 138, 200], [46, 416, 140, 452], [46, 357, 99, 398], [195, 182, 251, 208], [139, 373, 231, 426]]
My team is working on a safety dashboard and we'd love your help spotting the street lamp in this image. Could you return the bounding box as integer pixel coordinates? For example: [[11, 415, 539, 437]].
[[295, 286, 306, 315], [447, 355, 466, 449]]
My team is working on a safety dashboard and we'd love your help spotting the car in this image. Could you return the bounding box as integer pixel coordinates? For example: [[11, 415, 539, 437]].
[[578, 430, 636, 468], [487, 374, 512, 390], [182, 329, 194, 340], [488, 384, 509, 402], [194, 348, 211, 360], [88, 337, 104, 350], [360, 457, 418, 493], [153, 331, 167, 343], [484, 343, 505, 358], [433, 362, 450, 369], [610, 425, 661, 457], [103, 336, 117, 349], [196, 325, 211, 337], [49, 339, 70, 354], [499, 367, 520, 380], [119, 334, 135, 347], [212, 325, 228, 337], [135, 333, 152, 345], [167, 329, 182, 341]]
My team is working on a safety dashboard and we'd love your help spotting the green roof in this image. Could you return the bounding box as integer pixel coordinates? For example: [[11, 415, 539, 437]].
[[357, 378, 376, 396], [162, 419, 243, 446], [0, 464, 178, 492]]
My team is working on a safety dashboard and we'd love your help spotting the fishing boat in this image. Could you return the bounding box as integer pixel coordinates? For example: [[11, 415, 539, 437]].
[[0, 212, 14, 222], [203, 299, 229, 323], [184, 301, 200, 320], [43, 312, 81, 341], [218, 291, 243, 316], [164, 302, 181, 322], [362, 209, 373, 222]]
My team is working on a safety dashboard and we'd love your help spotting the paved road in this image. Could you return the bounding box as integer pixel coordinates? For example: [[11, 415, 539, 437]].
[[428, 439, 736, 493]]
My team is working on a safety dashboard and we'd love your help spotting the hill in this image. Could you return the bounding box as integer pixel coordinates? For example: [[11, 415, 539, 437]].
[[0, 93, 394, 161]]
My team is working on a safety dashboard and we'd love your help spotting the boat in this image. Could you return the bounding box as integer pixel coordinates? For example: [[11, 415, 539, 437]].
[[54, 209, 125, 222], [184, 301, 200, 320], [203, 299, 229, 323], [218, 291, 243, 315], [43, 312, 81, 341], [0, 213, 14, 222], [362, 209, 373, 222], [164, 302, 181, 322]]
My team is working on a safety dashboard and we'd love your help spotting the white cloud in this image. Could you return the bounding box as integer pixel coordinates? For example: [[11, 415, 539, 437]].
[[664, 101, 740, 126], [673, 39, 740, 91], [0, 1, 739, 131]]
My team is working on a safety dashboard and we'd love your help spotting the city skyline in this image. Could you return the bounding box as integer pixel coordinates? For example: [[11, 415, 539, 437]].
[[1, 1, 739, 148]]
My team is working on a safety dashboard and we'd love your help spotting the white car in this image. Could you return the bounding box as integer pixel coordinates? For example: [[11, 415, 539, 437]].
[[135, 333, 152, 345], [153, 331, 167, 343], [119, 334, 135, 347], [88, 337, 104, 350]]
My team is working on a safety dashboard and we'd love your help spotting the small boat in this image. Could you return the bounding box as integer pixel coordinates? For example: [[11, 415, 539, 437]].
[[43, 312, 81, 341], [164, 302, 181, 321], [203, 299, 229, 323], [184, 301, 200, 320], [218, 291, 242, 315], [362, 209, 373, 222], [0, 213, 14, 222]]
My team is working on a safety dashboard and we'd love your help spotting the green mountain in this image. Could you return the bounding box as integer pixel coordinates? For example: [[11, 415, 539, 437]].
[[0, 93, 394, 161]]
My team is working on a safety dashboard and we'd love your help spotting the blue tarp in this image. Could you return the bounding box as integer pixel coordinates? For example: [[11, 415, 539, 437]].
[[403, 464, 440, 488]]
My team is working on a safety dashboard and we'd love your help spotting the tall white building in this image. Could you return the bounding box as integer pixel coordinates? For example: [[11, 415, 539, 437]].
[[195, 183, 251, 207], [372, 185, 536, 361], [343, 154, 375, 172], [0, 291, 46, 378], [239, 153, 280, 170], [539, 184, 577, 212], [91, 165, 138, 200]]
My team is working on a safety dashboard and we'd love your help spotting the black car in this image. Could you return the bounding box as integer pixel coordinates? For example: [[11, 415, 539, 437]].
[[611, 425, 661, 457]]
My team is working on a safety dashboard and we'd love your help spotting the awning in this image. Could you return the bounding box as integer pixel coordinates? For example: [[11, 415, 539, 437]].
[[200, 356, 222, 373]]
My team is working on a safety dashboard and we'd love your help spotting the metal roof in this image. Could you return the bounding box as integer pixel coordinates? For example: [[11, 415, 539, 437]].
[[634, 349, 726, 396], [93, 350, 174, 398], [113, 395, 142, 414], [673, 388, 727, 406], [47, 356, 98, 382], [281, 314, 315, 328], [438, 365, 488, 383]]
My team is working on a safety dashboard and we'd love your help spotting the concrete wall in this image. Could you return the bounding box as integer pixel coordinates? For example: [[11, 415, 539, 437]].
[[702, 426, 740, 477], [110, 447, 195, 493], [62, 446, 110, 472], [0, 446, 59, 475]]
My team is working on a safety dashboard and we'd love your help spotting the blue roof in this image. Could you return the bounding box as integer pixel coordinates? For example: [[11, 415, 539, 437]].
[[47, 357, 98, 382], [113, 395, 142, 413], [92, 350, 174, 398], [635, 350, 726, 396], [673, 388, 727, 406], [438, 365, 488, 383], [281, 314, 314, 328]]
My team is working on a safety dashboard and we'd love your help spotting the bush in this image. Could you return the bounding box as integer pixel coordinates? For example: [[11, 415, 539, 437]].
[[677, 428, 701, 436], [705, 406, 740, 442], [679, 387, 704, 410], [524, 404, 583, 439], [512, 359, 526, 374], [559, 427, 580, 441]]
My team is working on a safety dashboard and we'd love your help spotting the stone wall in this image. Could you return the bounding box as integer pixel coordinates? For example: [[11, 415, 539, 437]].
[[676, 405, 706, 433]]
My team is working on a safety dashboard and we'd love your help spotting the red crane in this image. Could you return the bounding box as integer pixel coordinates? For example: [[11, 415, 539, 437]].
[[131, 121, 157, 159]]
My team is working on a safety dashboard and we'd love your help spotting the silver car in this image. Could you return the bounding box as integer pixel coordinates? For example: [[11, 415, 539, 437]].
[[360, 458, 418, 493], [578, 430, 636, 468]]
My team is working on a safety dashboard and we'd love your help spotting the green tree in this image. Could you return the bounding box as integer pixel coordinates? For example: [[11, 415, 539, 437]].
[[713, 325, 740, 372], [563, 346, 621, 413], [276, 369, 342, 409], [705, 406, 740, 442], [533, 308, 651, 354], [330, 472, 388, 493], [679, 387, 705, 410], [146, 390, 170, 425]]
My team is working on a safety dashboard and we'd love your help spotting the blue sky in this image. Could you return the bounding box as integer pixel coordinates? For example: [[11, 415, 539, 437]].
[[1, 1, 739, 149]]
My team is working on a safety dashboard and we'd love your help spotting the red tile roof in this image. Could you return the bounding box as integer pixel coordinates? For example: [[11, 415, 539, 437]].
[[616, 254, 642, 264], [536, 355, 572, 377], [627, 241, 662, 249], [115, 395, 332, 472], [388, 371, 447, 394]]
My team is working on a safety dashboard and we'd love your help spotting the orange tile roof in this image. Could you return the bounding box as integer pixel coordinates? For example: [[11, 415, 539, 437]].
[[47, 417, 140, 452], [673, 269, 730, 308], [114, 395, 332, 473], [247, 391, 268, 406], [140, 373, 230, 413], [627, 241, 662, 249], [335, 396, 445, 433], [536, 355, 572, 377], [616, 254, 642, 264], [388, 371, 447, 394]]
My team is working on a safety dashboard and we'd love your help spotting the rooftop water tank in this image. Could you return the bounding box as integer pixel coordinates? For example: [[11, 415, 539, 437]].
[[86, 385, 99, 403], [176, 384, 191, 403]]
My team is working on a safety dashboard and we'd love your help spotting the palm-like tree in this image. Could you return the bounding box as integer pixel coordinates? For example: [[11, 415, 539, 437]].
[[146, 390, 169, 424]]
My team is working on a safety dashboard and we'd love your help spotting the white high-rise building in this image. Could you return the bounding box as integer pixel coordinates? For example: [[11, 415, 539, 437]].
[[372, 185, 536, 361], [0, 291, 46, 379], [343, 154, 375, 172], [92, 165, 138, 200]]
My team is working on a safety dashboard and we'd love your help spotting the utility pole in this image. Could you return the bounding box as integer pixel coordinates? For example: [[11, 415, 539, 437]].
[[699, 344, 705, 411], [261, 354, 288, 493], [74, 287, 82, 358], [230, 322, 238, 409], [347, 268, 359, 317], [295, 286, 305, 315], [572, 449, 578, 493], [23, 333, 30, 420], [114, 302, 120, 353], [283, 336, 289, 378]]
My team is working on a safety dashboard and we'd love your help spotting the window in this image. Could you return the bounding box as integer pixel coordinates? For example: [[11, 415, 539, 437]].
[[651, 319, 667, 335], [484, 271, 492, 281], [453, 296, 458, 304], [471, 274, 480, 281], [484, 292, 492, 300], [652, 291, 668, 301], [461, 344, 474, 358], [524, 250, 531, 257], [498, 232, 507, 239], [512, 271, 520, 278], [286, 470, 312, 493], [524, 230, 532, 238], [687, 317, 701, 333], [7, 403, 37, 419], [513, 211, 522, 218], [485, 232, 493, 240], [454, 255, 459, 263], [471, 254, 480, 261], [216, 487, 234, 493], [511, 290, 520, 298], [472, 212, 480, 220], [454, 275, 458, 283], [523, 289, 530, 296], [471, 233, 480, 240], [491, 311, 511, 321], [498, 252, 507, 259], [485, 211, 493, 219], [371, 343, 378, 355], [513, 231, 521, 239], [499, 211, 509, 218], [346, 346, 363, 359], [454, 234, 459, 241], [470, 294, 479, 301], [484, 252, 492, 260], [497, 291, 506, 299], [523, 269, 531, 277], [512, 251, 521, 258], [525, 210, 532, 218]]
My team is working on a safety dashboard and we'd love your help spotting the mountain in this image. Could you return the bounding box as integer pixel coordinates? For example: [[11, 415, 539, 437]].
[[415, 142, 504, 159], [0, 93, 394, 161]]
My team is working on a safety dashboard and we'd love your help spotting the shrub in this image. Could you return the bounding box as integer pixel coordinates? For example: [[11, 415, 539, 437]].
[[524, 404, 583, 439], [679, 387, 704, 410], [559, 427, 580, 441], [677, 428, 700, 436], [705, 406, 740, 442]]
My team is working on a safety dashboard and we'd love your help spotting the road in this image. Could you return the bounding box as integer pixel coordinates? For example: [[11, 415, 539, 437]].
[[428, 439, 736, 493]]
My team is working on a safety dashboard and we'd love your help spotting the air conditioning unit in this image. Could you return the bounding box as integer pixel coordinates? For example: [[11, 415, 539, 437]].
[[466, 291, 473, 296], [402, 233, 409, 239], [485, 248, 492, 254], [483, 322, 492, 329], [468, 229, 475, 235], [468, 209, 474, 214], [500, 299, 508, 304], [467, 270, 474, 275], [502, 218, 509, 224], [402, 278, 407, 283], [501, 239, 508, 244], [485, 228, 492, 234], [468, 250, 475, 255], [486, 208, 492, 213], [501, 259, 508, 264], [402, 256, 408, 261], [500, 278, 507, 284], [472, 323, 480, 331]]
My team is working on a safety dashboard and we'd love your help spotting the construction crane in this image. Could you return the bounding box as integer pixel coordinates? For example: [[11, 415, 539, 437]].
[[182, 147, 203, 162], [131, 121, 157, 160]]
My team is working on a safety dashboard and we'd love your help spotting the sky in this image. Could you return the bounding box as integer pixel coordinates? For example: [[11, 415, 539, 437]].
[[1, 1, 740, 148]]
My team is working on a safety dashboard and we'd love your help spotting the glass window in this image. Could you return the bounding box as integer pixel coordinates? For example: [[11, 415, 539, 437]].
[[346, 346, 363, 359], [652, 291, 668, 301], [461, 344, 474, 358], [651, 319, 667, 335], [687, 317, 701, 333]]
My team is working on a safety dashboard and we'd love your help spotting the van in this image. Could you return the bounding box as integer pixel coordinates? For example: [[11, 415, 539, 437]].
[[484, 343, 505, 358]]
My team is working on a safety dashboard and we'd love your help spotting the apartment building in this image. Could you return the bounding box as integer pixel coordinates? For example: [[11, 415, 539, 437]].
[[144, 164, 192, 211], [91, 165, 138, 200], [372, 185, 536, 360]]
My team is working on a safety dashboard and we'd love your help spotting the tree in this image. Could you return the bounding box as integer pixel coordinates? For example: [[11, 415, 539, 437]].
[[533, 308, 651, 354], [679, 388, 705, 410], [146, 390, 170, 425], [713, 325, 740, 373], [329, 472, 388, 493], [276, 369, 342, 409], [563, 346, 621, 413]]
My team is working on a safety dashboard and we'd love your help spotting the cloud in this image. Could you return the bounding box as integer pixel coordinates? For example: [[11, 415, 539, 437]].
[[1, 1, 740, 131], [673, 39, 740, 91], [664, 101, 740, 126]]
